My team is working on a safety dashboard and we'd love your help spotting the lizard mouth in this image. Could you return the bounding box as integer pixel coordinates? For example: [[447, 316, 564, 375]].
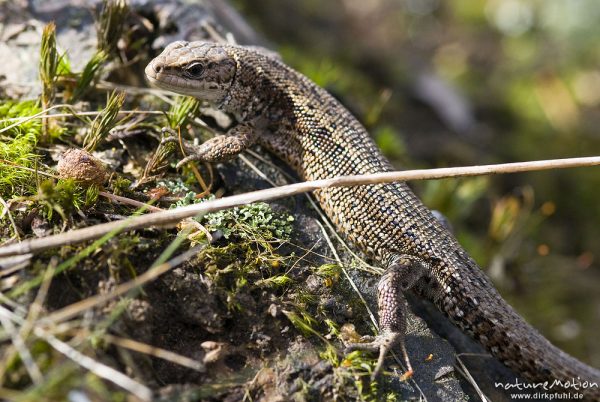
[[144, 61, 160, 81], [145, 61, 172, 86], [144, 64, 189, 95]]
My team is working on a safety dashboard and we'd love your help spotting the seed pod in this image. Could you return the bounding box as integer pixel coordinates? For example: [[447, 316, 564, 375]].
[[57, 148, 107, 186]]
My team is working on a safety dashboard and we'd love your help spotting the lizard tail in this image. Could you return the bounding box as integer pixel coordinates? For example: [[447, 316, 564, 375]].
[[438, 256, 600, 401]]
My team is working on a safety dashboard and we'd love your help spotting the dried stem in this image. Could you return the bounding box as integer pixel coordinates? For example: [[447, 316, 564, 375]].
[[0, 155, 598, 258]]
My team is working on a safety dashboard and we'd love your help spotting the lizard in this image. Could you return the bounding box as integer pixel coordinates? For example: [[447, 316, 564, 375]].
[[145, 40, 600, 400]]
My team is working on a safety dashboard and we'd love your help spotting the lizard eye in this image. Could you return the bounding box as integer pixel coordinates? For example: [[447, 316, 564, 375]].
[[186, 63, 205, 77]]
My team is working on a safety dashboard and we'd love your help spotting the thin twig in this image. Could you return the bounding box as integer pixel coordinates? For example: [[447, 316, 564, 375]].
[[0, 259, 57, 386], [103, 334, 206, 372], [0, 110, 162, 123], [0, 306, 43, 385], [99, 191, 163, 212], [0, 103, 82, 134], [0, 197, 20, 241], [316, 220, 378, 330], [239, 154, 278, 186], [0, 156, 598, 258], [23, 258, 57, 336], [455, 353, 492, 402], [38, 329, 152, 401]]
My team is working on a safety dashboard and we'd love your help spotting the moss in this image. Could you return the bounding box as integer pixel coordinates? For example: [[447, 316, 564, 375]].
[[0, 101, 42, 197], [171, 200, 296, 313], [35, 179, 88, 221]]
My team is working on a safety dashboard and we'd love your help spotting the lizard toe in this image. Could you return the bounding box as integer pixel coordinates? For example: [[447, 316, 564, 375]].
[[345, 330, 408, 379], [176, 154, 202, 168]]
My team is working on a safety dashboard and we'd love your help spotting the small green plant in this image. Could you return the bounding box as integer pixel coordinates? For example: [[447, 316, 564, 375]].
[[282, 310, 323, 339], [96, 0, 129, 56], [39, 22, 59, 111], [165, 96, 201, 129], [171, 195, 295, 243], [83, 91, 126, 151], [70, 50, 109, 102], [316, 263, 342, 279], [110, 175, 132, 195], [255, 274, 293, 288], [156, 178, 192, 195], [36, 179, 87, 221], [141, 97, 201, 181], [84, 184, 100, 208], [200, 202, 295, 241]]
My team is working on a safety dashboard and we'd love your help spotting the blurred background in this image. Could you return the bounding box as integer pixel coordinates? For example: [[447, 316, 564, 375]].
[[233, 0, 600, 365]]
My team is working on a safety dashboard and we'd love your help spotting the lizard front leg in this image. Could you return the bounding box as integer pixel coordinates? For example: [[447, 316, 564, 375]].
[[171, 120, 259, 167], [346, 255, 427, 380]]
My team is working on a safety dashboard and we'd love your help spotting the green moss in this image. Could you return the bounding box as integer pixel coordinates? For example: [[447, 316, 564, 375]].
[[0, 101, 42, 197], [110, 176, 132, 195], [31, 178, 99, 226], [0, 100, 66, 198]]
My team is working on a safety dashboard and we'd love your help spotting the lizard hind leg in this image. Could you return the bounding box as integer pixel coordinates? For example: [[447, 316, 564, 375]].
[[345, 255, 428, 381]]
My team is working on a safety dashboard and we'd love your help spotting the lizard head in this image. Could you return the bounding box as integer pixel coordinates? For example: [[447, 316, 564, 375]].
[[145, 41, 237, 103]]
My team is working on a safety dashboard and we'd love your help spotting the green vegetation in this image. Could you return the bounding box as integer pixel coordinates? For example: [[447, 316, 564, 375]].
[[96, 0, 130, 56], [69, 50, 109, 102], [198, 201, 294, 241], [39, 23, 59, 113], [0, 101, 41, 196], [83, 91, 126, 151], [1, 0, 599, 400], [164, 96, 202, 129]]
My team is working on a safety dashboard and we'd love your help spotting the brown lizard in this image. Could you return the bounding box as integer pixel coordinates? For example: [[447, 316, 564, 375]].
[[145, 41, 600, 400]]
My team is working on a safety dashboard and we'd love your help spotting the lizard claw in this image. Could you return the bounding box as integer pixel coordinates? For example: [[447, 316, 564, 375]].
[[346, 335, 379, 352], [345, 330, 412, 381]]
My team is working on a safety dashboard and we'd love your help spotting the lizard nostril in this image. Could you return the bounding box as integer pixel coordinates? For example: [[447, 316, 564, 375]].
[[154, 64, 163, 73]]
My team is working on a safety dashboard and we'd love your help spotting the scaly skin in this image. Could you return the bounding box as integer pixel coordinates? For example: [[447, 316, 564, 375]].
[[146, 41, 600, 400]]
